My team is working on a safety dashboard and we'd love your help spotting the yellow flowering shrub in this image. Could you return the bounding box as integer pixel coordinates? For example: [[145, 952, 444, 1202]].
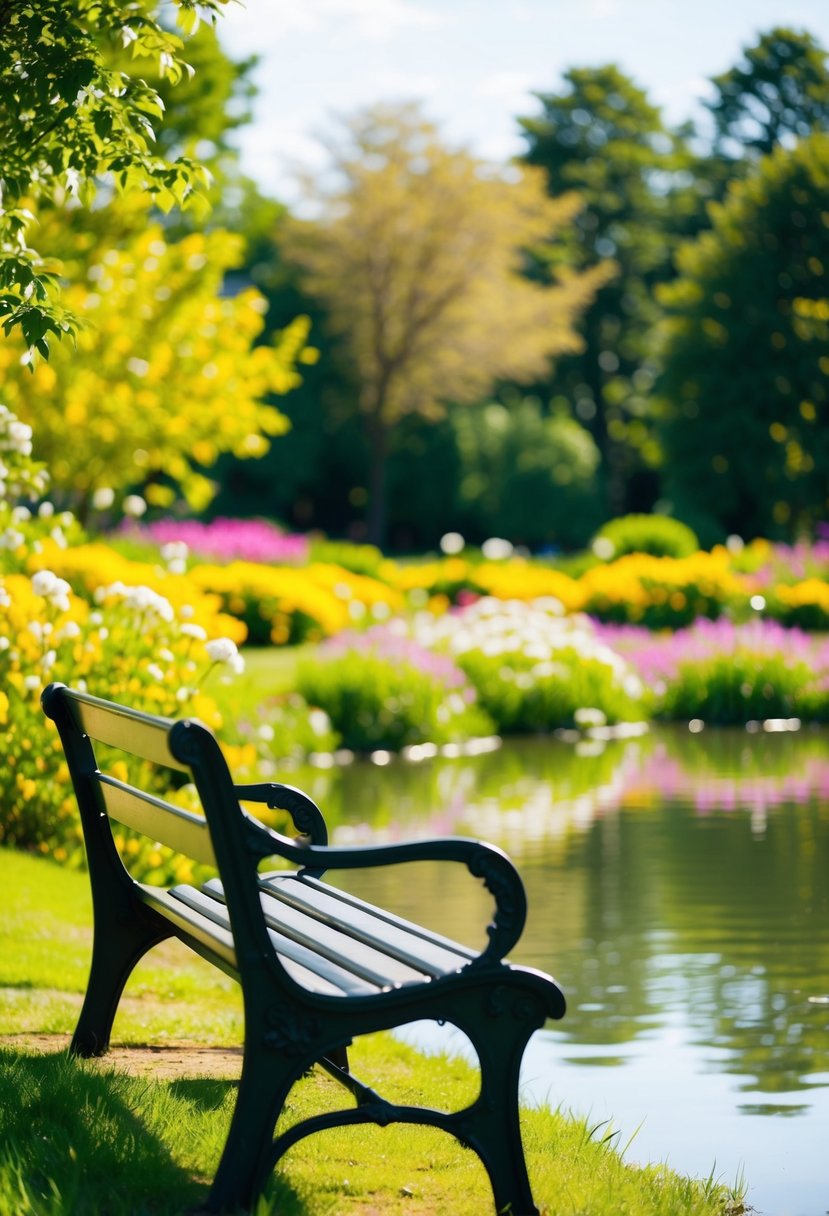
[[578, 549, 752, 628], [189, 560, 404, 645], [0, 407, 255, 881], [29, 539, 247, 645], [769, 579, 829, 631], [0, 221, 311, 515], [473, 559, 584, 610]]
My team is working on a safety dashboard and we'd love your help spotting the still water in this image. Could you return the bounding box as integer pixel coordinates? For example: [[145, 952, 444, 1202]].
[[287, 726, 829, 1216]]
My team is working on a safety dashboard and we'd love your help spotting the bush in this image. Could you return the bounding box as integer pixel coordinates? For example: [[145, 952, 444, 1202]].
[[308, 538, 385, 578], [0, 406, 253, 881], [408, 599, 648, 732], [598, 618, 829, 724], [297, 634, 493, 752], [578, 550, 750, 629], [592, 514, 699, 561]]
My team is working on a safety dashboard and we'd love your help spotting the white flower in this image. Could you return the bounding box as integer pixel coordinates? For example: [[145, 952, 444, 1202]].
[[206, 637, 243, 670], [123, 494, 147, 517], [92, 487, 115, 510], [308, 709, 330, 737], [123, 585, 174, 622], [181, 622, 207, 641], [32, 570, 58, 598], [440, 531, 464, 555], [481, 537, 513, 561], [0, 529, 24, 550], [38, 501, 54, 519], [146, 663, 165, 682]]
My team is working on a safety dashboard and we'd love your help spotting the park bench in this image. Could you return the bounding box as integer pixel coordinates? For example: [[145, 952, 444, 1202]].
[[42, 681, 565, 1215]]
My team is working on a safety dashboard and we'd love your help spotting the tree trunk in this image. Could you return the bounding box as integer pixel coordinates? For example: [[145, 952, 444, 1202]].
[[365, 417, 388, 549]]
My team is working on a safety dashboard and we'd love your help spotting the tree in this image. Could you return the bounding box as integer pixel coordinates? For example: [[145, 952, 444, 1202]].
[[657, 134, 829, 543], [452, 397, 602, 551], [518, 66, 689, 516], [280, 103, 607, 547], [706, 27, 829, 161], [0, 0, 228, 354], [0, 214, 311, 518]]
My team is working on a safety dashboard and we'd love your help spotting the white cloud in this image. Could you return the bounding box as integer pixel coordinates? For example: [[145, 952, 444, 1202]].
[[475, 71, 534, 100], [221, 0, 444, 48], [587, 0, 618, 16]]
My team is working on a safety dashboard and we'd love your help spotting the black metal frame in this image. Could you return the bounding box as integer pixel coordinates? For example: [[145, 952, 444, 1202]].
[[42, 682, 565, 1215]]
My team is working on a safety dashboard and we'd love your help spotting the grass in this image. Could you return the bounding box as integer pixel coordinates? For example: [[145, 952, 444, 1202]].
[[0, 848, 745, 1215], [207, 645, 309, 720]]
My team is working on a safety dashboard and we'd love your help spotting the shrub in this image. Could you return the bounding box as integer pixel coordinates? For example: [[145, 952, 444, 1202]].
[[408, 599, 647, 732], [597, 618, 829, 724], [0, 406, 251, 881], [127, 517, 310, 565], [297, 633, 493, 752], [308, 538, 385, 578], [579, 550, 750, 629], [592, 514, 699, 561], [189, 561, 403, 645], [767, 579, 829, 631]]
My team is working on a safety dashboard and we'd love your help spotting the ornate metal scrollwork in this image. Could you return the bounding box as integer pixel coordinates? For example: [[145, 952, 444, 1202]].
[[263, 1005, 321, 1056], [467, 849, 526, 961]]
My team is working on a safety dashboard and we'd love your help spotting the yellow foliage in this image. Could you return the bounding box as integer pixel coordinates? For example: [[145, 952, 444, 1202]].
[[0, 221, 310, 513]]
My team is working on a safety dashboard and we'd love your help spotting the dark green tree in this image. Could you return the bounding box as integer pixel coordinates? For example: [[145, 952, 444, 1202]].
[[706, 26, 829, 161], [518, 66, 687, 515], [451, 397, 602, 551], [658, 133, 829, 543]]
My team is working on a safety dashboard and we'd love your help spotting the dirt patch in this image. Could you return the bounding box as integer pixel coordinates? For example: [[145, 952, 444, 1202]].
[[1, 1033, 243, 1080]]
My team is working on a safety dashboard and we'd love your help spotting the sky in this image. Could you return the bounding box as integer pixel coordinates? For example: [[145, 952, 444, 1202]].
[[217, 0, 829, 203]]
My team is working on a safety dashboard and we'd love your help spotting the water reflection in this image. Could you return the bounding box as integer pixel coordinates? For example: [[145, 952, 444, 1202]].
[[277, 726, 829, 1215]]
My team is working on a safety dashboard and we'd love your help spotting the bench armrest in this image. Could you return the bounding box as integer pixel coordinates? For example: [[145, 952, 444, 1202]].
[[234, 783, 328, 846], [242, 816, 527, 963]]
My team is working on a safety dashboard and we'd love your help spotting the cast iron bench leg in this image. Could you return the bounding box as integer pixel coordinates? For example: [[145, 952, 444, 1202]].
[[206, 1047, 299, 1214], [71, 914, 173, 1057]]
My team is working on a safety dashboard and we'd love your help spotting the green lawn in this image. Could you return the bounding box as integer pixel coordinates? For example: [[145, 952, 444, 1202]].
[[0, 848, 745, 1215]]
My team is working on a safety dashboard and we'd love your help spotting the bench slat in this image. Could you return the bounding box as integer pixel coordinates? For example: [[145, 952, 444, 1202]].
[[208, 875, 472, 978], [204, 879, 427, 987], [263, 873, 476, 967], [66, 694, 188, 772], [97, 775, 217, 866], [168, 885, 381, 996], [255, 889, 429, 987]]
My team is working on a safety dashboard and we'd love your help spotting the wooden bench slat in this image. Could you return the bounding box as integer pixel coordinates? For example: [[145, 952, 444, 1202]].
[[277, 875, 474, 958], [168, 885, 381, 996], [224, 874, 473, 977], [65, 694, 188, 772], [97, 775, 217, 867], [188, 881, 418, 988]]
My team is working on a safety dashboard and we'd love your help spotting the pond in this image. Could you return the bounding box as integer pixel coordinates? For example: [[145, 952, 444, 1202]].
[[285, 724, 829, 1216]]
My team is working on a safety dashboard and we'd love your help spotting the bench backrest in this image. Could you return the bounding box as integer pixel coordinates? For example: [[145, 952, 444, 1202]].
[[41, 682, 289, 979], [43, 683, 220, 864]]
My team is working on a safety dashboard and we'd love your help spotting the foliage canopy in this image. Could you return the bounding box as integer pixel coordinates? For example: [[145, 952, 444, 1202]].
[[0, 0, 229, 353], [281, 102, 609, 545], [658, 133, 829, 542], [0, 215, 311, 516]]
